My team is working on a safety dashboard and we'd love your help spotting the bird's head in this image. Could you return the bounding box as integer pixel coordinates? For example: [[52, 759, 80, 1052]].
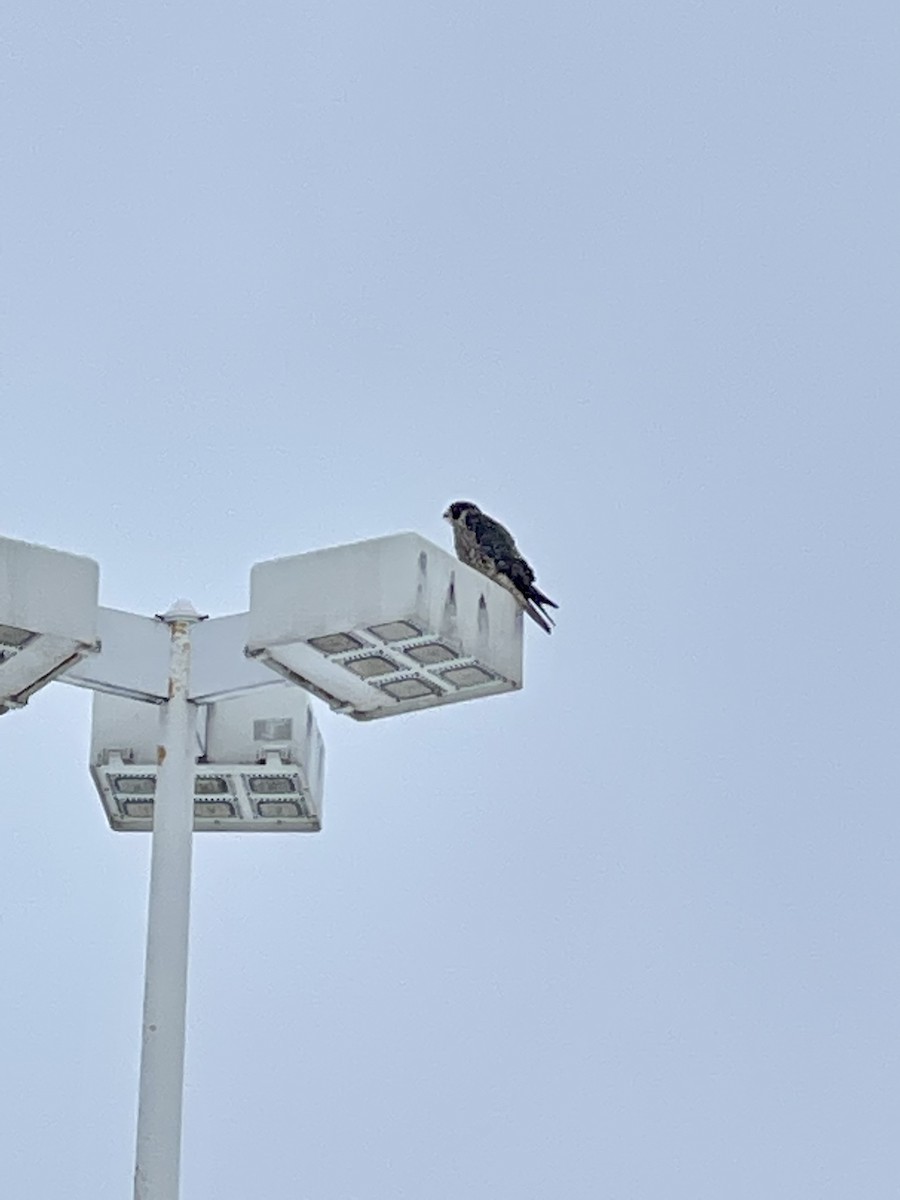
[[443, 501, 480, 522]]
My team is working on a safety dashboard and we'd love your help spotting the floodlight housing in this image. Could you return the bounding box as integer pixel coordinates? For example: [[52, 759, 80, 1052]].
[[89, 685, 324, 832], [246, 533, 523, 720], [0, 536, 99, 714]]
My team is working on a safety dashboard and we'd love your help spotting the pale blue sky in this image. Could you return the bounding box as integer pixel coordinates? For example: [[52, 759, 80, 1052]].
[[1, 2, 899, 1196]]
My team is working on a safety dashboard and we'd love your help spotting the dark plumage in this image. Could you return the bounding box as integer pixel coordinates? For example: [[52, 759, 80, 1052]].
[[442, 501, 558, 633]]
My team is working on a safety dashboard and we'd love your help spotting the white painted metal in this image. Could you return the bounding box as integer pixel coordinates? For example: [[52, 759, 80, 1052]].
[[246, 533, 524, 720], [0, 530, 526, 1199], [205, 685, 324, 802], [63, 608, 279, 705], [133, 602, 201, 1200], [188, 611, 276, 702], [64, 608, 170, 701], [0, 535, 99, 712], [90, 683, 324, 832]]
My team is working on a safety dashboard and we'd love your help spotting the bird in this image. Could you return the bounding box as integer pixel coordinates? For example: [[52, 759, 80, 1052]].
[[442, 501, 558, 633]]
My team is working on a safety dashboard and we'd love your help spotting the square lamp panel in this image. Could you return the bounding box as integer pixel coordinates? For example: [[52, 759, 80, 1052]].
[[89, 685, 324, 833], [0, 536, 100, 714], [247, 533, 523, 720]]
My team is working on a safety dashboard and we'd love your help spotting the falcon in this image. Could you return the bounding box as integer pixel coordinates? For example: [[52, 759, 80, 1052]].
[[442, 501, 558, 633]]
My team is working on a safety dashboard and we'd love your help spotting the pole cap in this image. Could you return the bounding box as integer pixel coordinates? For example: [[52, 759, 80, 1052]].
[[157, 600, 207, 624]]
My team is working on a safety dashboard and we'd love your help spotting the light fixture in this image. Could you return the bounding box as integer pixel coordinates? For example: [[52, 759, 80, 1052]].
[[90, 684, 324, 832], [0, 537, 99, 714], [246, 533, 523, 720]]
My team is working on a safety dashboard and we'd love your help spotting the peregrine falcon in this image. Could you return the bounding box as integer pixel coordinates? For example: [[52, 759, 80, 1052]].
[[442, 501, 558, 633]]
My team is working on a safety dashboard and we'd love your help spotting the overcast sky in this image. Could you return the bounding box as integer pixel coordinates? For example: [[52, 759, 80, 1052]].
[[2, 2, 899, 1196]]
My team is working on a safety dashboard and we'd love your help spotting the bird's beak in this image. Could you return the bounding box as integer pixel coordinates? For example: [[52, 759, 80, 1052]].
[[442, 507, 451, 520]]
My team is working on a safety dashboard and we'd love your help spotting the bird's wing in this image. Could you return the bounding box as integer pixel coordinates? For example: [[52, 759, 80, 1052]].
[[465, 509, 521, 564], [466, 509, 556, 629]]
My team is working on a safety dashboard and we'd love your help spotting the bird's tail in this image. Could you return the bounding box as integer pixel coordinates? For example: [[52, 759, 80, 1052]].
[[523, 600, 554, 634], [507, 562, 558, 634], [529, 583, 558, 612], [523, 585, 557, 634]]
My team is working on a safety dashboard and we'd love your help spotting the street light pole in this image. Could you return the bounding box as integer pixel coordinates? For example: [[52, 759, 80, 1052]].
[[134, 602, 203, 1200], [0, 530, 521, 1195]]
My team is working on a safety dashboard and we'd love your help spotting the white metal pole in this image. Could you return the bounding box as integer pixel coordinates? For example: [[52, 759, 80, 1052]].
[[134, 601, 203, 1200]]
